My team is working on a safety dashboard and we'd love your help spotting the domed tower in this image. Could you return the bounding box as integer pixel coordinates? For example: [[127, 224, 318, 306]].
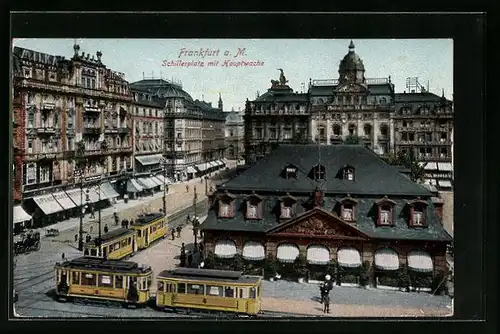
[[218, 92, 223, 110], [338, 40, 366, 85]]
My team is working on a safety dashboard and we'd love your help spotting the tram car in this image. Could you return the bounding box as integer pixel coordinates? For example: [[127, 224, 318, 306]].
[[129, 212, 167, 250], [156, 268, 263, 316], [54, 256, 153, 307], [83, 228, 137, 260]]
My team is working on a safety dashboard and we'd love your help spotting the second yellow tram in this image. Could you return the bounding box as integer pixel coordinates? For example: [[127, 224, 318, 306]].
[[129, 212, 167, 250], [84, 228, 136, 260]]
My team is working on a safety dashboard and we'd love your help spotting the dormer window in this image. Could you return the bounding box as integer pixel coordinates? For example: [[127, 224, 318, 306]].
[[342, 165, 355, 181], [308, 164, 326, 181], [407, 198, 428, 227], [218, 191, 236, 219], [282, 164, 298, 179], [338, 195, 358, 222], [280, 193, 297, 219], [375, 196, 397, 226], [246, 192, 263, 220]]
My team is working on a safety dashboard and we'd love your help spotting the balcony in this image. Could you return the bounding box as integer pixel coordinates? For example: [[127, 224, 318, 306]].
[[378, 135, 389, 141], [118, 127, 131, 134], [36, 127, 57, 135], [83, 127, 102, 135]]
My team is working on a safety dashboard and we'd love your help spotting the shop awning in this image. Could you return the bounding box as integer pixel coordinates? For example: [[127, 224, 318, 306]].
[[306, 245, 330, 265], [186, 166, 197, 174], [100, 182, 119, 199], [217, 160, 225, 167], [135, 154, 163, 166], [208, 161, 217, 168], [438, 180, 453, 188], [13, 205, 32, 224], [423, 162, 437, 170], [137, 177, 157, 189], [221, 158, 228, 164], [374, 248, 400, 270], [65, 188, 85, 206], [83, 187, 101, 203], [32, 194, 64, 215], [437, 162, 453, 172], [196, 163, 208, 172], [337, 247, 362, 268], [214, 239, 237, 258], [53, 191, 77, 210], [276, 243, 299, 263], [150, 176, 164, 187], [127, 179, 144, 193], [407, 251, 433, 272], [155, 174, 168, 185], [242, 241, 265, 261]]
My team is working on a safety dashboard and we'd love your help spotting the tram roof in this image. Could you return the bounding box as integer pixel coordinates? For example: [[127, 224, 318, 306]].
[[132, 212, 164, 226], [157, 268, 261, 284], [55, 256, 151, 273], [85, 227, 135, 246]]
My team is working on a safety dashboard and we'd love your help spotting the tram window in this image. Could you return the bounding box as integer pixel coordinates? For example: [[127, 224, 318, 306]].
[[99, 275, 113, 288], [84, 249, 89, 256], [72, 272, 80, 284], [239, 288, 249, 299], [187, 283, 205, 295], [224, 286, 235, 298], [137, 230, 142, 237], [121, 239, 127, 247], [207, 285, 223, 296], [147, 276, 152, 289], [177, 283, 186, 294], [158, 282, 164, 292], [166, 283, 171, 293], [109, 244, 114, 252], [115, 275, 123, 288], [90, 249, 97, 256], [114, 242, 120, 250], [249, 287, 257, 299], [128, 237, 132, 245], [81, 273, 97, 286]]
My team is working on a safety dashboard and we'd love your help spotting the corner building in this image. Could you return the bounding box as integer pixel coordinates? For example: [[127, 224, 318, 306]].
[[201, 145, 452, 287]]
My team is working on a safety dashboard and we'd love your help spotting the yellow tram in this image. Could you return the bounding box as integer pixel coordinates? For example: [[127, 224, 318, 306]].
[[156, 268, 263, 316], [84, 228, 136, 260], [129, 212, 167, 250], [54, 257, 153, 306]]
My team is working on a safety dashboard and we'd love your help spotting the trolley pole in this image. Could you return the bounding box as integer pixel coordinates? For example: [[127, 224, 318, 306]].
[[193, 190, 198, 252], [98, 180, 102, 242], [162, 160, 167, 216], [78, 178, 84, 251]]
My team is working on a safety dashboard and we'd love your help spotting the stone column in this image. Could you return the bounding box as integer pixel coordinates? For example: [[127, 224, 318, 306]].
[[266, 240, 277, 258]]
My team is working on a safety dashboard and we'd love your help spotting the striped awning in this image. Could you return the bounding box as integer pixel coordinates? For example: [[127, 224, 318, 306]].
[[407, 251, 434, 272], [337, 247, 362, 268], [186, 166, 197, 174], [221, 158, 228, 164], [53, 191, 77, 210], [242, 241, 265, 261], [127, 179, 144, 193], [135, 154, 163, 166], [214, 239, 237, 258], [374, 248, 400, 270], [277, 243, 299, 263], [307, 245, 330, 265], [13, 205, 32, 224], [65, 188, 85, 206], [196, 163, 208, 171], [155, 174, 168, 185], [206, 161, 215, 168], [438, 180, 453, 188], [32, 194, 64, 215], [423, 162, 437, 170], [137, 177, 157, 189], [150, 176, 164, 187], [437, 162, 453, 172], [100, 182, 119, 199]]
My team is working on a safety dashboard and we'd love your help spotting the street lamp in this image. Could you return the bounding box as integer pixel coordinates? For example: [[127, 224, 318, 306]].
[[75, 141, 86, 251], [192, 189, 198, 252], [160, 157, 167, 216]]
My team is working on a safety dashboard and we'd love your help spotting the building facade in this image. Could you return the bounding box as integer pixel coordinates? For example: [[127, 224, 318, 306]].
[[130, 79, 226, 182], [201, 145, 452, 287], [243, 41, 454, 189], [224, 106, 245, 160], [12, 45, 133, 226]]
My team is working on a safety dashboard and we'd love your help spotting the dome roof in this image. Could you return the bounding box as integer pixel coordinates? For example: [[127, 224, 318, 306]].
[[339, 40, 365, 72], [130, 79, 193, 101]]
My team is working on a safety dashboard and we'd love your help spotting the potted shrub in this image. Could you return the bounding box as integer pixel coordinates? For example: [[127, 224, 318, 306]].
[[359, 260, 372, 288], [397, 265, 410, 292], [203, 251, 216, 269], [294, 254, 308, 283], [264, 255, 278, 281], [233, 254, 244, 271]]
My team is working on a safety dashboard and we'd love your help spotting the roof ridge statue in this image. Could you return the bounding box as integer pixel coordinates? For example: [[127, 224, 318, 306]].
[[270, 69, 289, 87]]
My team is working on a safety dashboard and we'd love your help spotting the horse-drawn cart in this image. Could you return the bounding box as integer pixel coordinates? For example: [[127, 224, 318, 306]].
[[14, 230, 41, 255], [45, 228, 60, 237]]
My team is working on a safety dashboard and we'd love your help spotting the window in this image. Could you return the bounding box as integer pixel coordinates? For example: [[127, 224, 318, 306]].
[[413, 209, 424, 226], [247, 203, 258, 219], [440, 132, 447, 142], [310, 165, 325, 180], [281, 205, 292, 218], [207, 285, 223, 296], [344, 168, 355, 181], [224, 286, 235, 298], [99, 275, 113, 287], [333, 125, 341, 136], [187, 283, 205, 295], [239, 288, 249, 299], [81, 273, 97, 286], [342, 204, 354, 221], [115, 275, 123, 288], [219, 202, 230, 217], [378, 204, 394, 225], [249, 287, 257, 299], [158, 281, 165, 292], [72, 272, 80, 284], [39, 165, 50, 183], [285, 166, 297, 179], [440, 147, 448, 158], [177, 283, 186, 293], [27, 140, 33, 154]]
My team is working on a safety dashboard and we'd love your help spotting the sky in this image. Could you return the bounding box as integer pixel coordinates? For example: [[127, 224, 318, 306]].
[[12, 39, 453, 111]]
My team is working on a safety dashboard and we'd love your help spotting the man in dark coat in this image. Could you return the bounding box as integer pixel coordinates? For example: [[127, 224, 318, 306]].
[[176, 226, 181, 238], [199, 242, 204, 254], [323, 293, 330, 314], [180, 251, 186, 267], [104, 224, 109, 233], [171, 229, 175, 240]]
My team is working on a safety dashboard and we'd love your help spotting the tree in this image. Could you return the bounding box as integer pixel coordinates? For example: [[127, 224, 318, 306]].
[[344, 134, 361, 145], [382, 151, 426, 183]]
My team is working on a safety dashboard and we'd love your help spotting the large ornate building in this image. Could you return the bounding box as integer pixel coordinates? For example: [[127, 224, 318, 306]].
[[201, 144, 452, 287], [12, 45, 133, 226], [130, 79, 226, 182], [224, 104, 245, 160], [244, 41, 454, 189]]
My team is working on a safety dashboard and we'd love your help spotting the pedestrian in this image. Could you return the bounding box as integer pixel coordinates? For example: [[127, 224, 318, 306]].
[[176, 226, 181, 238], [187, 252, 193, 267], [113, 206, 117, 216], [125, 219, 129, 229], [90, 225, 93, 233], [171, 229, 175, 240], [179, 251, 186, 267], [121, 219, 126, 228], [114, 214, 119, 226], [62, 253, 65, 260], [180, 242, 186, 254], [104, 224, 109, 233], [74, 234, 78, 242], [323, 293, 330, 314], [186, 184, 189, 193], [90, 207, 95, 219], [193, 185, 197, 194]]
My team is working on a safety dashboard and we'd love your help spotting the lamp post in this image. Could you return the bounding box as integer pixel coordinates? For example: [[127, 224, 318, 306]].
[[160, 157, 167, 216], [75, 141, 86, 251], [192, 189, 198, 252]]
